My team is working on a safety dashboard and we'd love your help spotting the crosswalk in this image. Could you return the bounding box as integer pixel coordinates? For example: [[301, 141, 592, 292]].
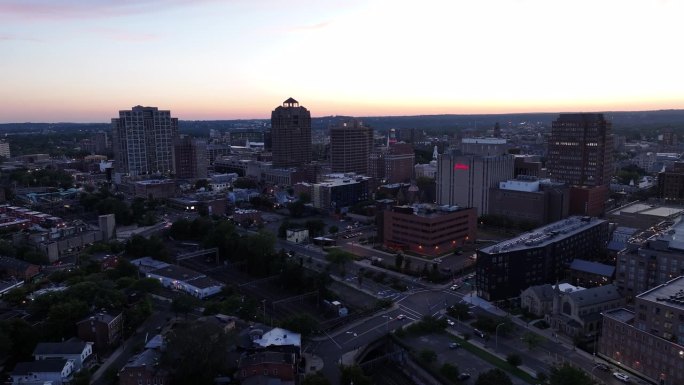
[[397, 304, 423, 321]]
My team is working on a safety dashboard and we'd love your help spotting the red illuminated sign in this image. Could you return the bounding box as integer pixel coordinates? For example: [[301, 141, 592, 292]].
[[453, 163, 469, 171]]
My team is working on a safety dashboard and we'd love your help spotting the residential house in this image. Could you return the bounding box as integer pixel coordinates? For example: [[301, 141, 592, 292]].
[[286, 228, 309, 244], [119, 348, 169, 385], [10, 359, 75, 385], [237, 351, 297, 385], [33, 340, 93, 371], [76, 312, 123, 354]]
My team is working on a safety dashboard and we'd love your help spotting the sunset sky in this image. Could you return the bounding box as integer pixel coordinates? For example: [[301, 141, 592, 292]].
[[1, 0, 682, 123]]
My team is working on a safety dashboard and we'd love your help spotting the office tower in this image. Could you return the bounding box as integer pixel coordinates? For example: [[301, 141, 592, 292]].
[[111, 106, 179, 176], [270, 98, 311, 168], [0, 140, 10, 158], [436, 151, 515, 216], [546, 113, 613, 216], [173, 136, 207, 179], [329, 120, 373, 175], [385, 143, 415, 183]]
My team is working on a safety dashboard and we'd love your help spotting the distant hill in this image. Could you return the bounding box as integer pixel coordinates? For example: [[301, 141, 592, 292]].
[[2, 109, 684, 136]]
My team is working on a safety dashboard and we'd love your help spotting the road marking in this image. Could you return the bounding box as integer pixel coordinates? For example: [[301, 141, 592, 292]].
[[398, 304, 423, 319]]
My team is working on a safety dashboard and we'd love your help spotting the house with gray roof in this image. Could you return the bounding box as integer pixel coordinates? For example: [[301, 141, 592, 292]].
[[33, 339, 93, 370], [10, 359, 75, 385]]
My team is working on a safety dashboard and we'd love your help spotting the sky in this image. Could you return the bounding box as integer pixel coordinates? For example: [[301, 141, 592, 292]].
[[1, 0, 682, 123]]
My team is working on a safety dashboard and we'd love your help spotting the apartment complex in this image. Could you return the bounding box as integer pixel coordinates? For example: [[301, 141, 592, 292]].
[[172, 135, 207, 179], [476, 216, 609, 301], [112, 105, 179, 176], [382, 204, 477, 257], [329, 120, 373, 175], [270, 98, 311, 168], [600, 276, 684, 385]]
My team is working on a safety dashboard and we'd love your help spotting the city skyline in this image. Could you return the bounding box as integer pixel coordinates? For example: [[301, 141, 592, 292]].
[[1, 0, 683, 123]]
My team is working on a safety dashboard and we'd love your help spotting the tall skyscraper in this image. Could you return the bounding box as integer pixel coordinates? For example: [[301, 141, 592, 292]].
[[329, 119, 373, 175], [547, 113, 613, 187], [173, 135, 207, 179], [270, 98, 311, 168], [112, 106, 179, 176], [546, 113, 613, 216]]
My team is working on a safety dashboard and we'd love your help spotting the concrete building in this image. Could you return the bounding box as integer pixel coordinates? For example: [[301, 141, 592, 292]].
[[436, 151, 515, 216], [599, 277, 684, 385], [615, 219, 684, 298], [0, 140, 11, 158], [382, 204, 476, 257], [384, 143, 415, 183], [546, 113, 614, 216], [271, 98, 311, 168], [112, 105, 179, 176], [173, 136, 207, 179], [488, 176, 569, 226], [476, 216, 609, 301], [607, 201, 684, 230], [77, 312, 123, 354], [146, 264, 223, 299], [459, 137, 511, 156], [296, 174, 370, 211], [330, 119, 373, 175], [658, 162, 684, 201], [133, 179, 177, 199], [98, 214, 115, 242]]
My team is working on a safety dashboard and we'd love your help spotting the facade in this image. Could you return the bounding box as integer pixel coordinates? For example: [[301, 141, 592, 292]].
[[615, 219, 684, 298], [568, 258, 615, 288], [299, 174, 370, 211], [76, 312, 123, 354], [10, 360, 74, 385], [33, 340, 93, 371], [658, 162, 684, 201], [436, 151, 515, 216], [546, 113, 613, 216], [271, 98, 311, 168], [520, 283, 578, 318], [237, 351, 297, 383], [286, 228, 309, 244], [119, 348, 169, 385], [383, 204, 477, 257], [173, 136, 208, 179], [476, 216, 609, 301], [98, 214, 116, 242], [0, 140, 11, 158], [488, 177, 569, 226], [459, 137, 511, 156], [599, 277, 684, 385], [133, 179, 177, 199], [146, 264, 223, 299], [545, 284, 624, 338], [112, 106, 179, 176], [329, 120, 373, 175], [607, 201, 684, 230], [384, 143, 415, 183]]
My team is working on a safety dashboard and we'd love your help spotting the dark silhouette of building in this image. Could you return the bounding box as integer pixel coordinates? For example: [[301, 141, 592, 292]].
[[476, 216, 609, 301], [488, 177, 569, 226], [270, 98, 311, 168], [329, 119, 373, 175], [112, 106, 179, 176], [658, 161, 684, 201], [546, 113, 613, 216], [173, 135, 207, 179]]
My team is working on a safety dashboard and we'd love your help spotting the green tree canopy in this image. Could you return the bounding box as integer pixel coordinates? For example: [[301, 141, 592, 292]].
[[475, 368, 513, 385], [549, 363, 595, 385]]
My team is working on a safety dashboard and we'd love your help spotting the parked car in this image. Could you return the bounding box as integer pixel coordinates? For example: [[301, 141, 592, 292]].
[[457, 373, 471, 381], [450, 284, 461, 290], [612, 372, 629, 382], [396, 314, 406, 320], [447, 319, 455, 326], [448, 342, 460, 349], [473, 329, 486, 338], [596, 363, 609, 371]]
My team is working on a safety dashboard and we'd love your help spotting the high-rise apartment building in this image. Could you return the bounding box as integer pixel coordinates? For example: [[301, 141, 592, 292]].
[[112, 106, 179, 176], [172, 136, 207, 179], [329, 120, 373, 175], [436, 151, 515, 216], [270, 98, 311, 168], [546, 114, 613, 216]]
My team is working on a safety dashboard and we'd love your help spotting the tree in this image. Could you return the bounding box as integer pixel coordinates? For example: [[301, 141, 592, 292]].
[[328, 225, 339, 235], [162, 321, 231, 385], [301, 372, 331, 385], [171, 295, 198, 318], [339, 365, 372, 385], [288, 200, 306, 218], [326, 249, 354, 275], [395, 253, 404, 269], [475, 369, 513, 385], [522, 331, 545, 351], [280, 314, 318, 337], [506, 353, 522, 367], [440, 363, 460, 381], [549, 363, 595, 385], [305, 219, 325, 238]]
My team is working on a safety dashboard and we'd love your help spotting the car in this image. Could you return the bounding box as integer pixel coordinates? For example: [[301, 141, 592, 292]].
[[448, 342, 460, 349], [473, 329, 486, 338], [396, 314, 406, 320], [457, 373, 471, 381], [596, 363, 609, 371], [447, 319, 455, 326], [450, 284, 461, 290], [612, 372, 630, 382]]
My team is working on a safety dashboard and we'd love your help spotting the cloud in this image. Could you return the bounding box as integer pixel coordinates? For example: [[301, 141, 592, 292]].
[[0, 0, 219, 21], [89, 27, 160, 42], [0, 34, 41, 42], [290, 21, 331, 31]]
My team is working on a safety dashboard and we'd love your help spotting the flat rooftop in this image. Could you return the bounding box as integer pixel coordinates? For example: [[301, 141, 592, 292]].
[[479, 216, 606, 254], [603, 308, 635, 324], [637, 276, 684, 309]]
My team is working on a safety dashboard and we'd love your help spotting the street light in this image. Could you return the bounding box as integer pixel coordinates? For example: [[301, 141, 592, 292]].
[[590, 363, 604, 382], [382, 315, 392, 332], [495, 322, 506, 351]]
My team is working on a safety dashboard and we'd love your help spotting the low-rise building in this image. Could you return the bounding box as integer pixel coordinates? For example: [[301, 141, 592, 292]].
[[0, 256, 40, 281], [568, 258, 615, 288], [237, 352, 297, 385], [476, 216, 609, 301], [33, 340, 93, 370], [146, 264, 223, 299], [382, 204, 476, 257], [286, 228, 309, 244], [520, 283, 582, 318], [76, 312, 123, 354], [599, 276, 684, 385], [119, 347, 169, 385], [10, 359, 74, 385], [546, 284, 624, 338]]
